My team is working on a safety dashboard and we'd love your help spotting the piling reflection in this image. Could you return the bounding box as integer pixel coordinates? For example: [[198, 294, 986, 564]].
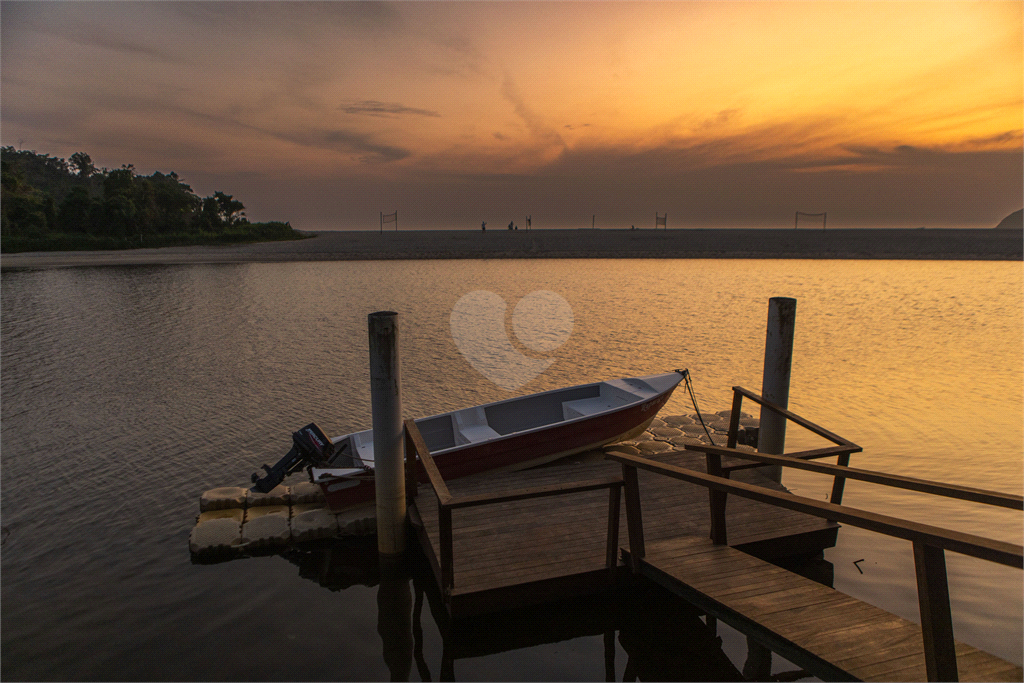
[[280, 537, 380, 590], [615, 577, 743, 681], [276, 538, 836, 681], [378, 557, 414, 682]]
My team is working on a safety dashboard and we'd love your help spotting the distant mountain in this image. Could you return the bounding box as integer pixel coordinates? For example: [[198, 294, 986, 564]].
[[995, 209, 1022, 230]]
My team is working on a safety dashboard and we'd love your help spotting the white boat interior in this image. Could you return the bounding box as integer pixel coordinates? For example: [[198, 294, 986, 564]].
[[311, 372, 681, 481]]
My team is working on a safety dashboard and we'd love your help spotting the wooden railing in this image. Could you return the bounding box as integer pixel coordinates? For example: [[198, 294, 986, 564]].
[[721, 386, 862, 500], [606, 391, 1023, 682], [404, 419, 624, 599], [698, 386, 863, 544]]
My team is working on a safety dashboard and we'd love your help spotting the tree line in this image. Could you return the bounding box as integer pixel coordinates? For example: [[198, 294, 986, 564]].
[[1, 147, 300, 250]]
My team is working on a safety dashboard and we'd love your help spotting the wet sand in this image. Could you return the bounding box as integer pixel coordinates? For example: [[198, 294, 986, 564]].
[[2, 228, 1020, 269]]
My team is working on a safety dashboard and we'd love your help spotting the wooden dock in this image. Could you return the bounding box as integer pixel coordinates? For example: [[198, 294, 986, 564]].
[[405, 385, 1023, 681], [409, 446, 837, 619], [625, 534, 1021, 682]]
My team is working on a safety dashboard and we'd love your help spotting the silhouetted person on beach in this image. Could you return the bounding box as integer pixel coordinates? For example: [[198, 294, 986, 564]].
[[508, 221, 514, 230], [482, 221, 486, 231]]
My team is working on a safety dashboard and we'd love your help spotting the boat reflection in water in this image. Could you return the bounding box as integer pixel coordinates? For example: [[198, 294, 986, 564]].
[[277, 537, 833, 681]]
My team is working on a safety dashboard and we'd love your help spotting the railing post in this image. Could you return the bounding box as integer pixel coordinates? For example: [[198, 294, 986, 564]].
[[759, 297, 796, 483], [369, 311, 406, 557], [439, 505, 454, 596], [914, 542, 958, 681], [606, 482, 622, 579], [726, 389, 744, 449], [708, 388, 743, 545], [706, 453, 729, 545], [622, 464, 645, 572], [830, 451, 851, 505]]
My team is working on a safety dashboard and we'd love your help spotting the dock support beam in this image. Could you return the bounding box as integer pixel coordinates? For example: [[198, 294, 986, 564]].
[[914, 542, 958, 681], [759, 297, 796, 483], [370, 311, 406, 557]]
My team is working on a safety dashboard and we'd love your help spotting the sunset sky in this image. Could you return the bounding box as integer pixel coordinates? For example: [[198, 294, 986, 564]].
[[2, 1, 1021, 231]]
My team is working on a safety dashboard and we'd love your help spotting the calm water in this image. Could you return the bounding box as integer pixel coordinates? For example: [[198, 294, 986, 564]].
[[2, 259, 1021, 680]]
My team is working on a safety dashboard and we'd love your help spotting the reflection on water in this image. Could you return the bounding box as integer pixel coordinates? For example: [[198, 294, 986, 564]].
[[280, 537, 757, 681], [2, 259, 1020, 679]]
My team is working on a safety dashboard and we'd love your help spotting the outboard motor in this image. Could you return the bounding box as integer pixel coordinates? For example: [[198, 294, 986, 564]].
[[250, 423, 335, 493]]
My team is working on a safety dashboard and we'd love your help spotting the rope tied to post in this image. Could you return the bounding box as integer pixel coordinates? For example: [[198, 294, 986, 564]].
[[679, 369, 716, 447]]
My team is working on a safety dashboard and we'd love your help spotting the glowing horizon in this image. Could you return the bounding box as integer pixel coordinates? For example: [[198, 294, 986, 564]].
[[2, 1, 1020, 230]]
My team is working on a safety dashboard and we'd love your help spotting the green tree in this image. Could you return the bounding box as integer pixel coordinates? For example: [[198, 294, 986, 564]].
[[2, 146, 300, 249], [147, 172, 201, 233], [57, 187, 96, 233], [212, 191, 246, 226], [1, 153, 54, 236], [104, 165, 135, 198], [69, 152, 95, 178], [3, 194, 50, 235], [99, 194, 136, 238]]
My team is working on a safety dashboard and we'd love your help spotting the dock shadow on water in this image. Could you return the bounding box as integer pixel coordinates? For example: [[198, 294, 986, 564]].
[[224, 534, 832, 681]]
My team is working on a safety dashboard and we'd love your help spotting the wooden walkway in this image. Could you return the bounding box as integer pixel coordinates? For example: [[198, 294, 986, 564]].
[[409, 446, 837, 618], [627, 534, 1022, 682], [409, 444, 1022, 680], [406, 386, 1022, 681]]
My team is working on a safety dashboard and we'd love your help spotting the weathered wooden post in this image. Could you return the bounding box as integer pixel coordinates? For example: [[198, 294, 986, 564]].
[[369, 311, 406, 557], [759, 297, 796, 483]]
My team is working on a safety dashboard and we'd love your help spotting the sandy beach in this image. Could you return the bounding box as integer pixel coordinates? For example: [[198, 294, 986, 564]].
[[1, 228, 1020, 269]]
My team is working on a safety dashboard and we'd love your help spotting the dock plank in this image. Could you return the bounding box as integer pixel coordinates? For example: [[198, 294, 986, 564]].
[[633, 534, 1021, 681]]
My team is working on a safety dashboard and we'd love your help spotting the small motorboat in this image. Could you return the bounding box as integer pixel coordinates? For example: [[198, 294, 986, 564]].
[[307, 371, 684, 511]]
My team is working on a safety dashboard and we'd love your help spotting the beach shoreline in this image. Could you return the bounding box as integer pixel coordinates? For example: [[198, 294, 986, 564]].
[[1, 227, 1020, 269]]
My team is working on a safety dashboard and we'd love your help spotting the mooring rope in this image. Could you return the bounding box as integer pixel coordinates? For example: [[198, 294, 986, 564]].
[[680, 368, 717, 447]]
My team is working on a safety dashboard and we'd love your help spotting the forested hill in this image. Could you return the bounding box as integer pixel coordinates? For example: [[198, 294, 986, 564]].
[[1, 147, 303, 252]]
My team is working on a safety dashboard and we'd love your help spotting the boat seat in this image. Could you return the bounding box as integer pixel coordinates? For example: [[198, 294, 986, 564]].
[[453, 407, 501, 445], [563, 396, 625, 420], [458, 424, 501, 443], [604, 378, 657, 398], [352, 434, 374, 464]]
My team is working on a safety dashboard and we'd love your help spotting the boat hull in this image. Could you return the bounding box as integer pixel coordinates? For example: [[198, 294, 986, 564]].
[[317, 380, 676, 512]]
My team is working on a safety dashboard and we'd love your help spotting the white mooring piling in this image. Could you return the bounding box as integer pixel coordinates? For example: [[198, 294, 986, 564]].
[[369, 311, 406, 557], [758, 297, 796, 483]]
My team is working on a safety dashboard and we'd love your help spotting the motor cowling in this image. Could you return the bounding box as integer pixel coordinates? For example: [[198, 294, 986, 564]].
[[250, 423, 335, 493]]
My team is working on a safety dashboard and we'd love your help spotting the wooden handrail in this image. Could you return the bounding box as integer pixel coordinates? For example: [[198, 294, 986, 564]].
[[609, 447, 1021, 682], [405, 419, 451, 505], [687, 443, 1024, 510], [732, 386, 858, 448], [404, 419, 624, 597], [606, 448, 1023, 568], [720, 444, 861, 473], [724, 386, 861, 506], [445, 476, 624, 510]]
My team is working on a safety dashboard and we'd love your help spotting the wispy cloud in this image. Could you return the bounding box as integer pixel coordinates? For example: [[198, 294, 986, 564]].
[[49, 27, 181, 63], [273, 128, 411, 163], [340, 101, 440, 118], [172, 2, 403, 40], [501, 76, 563, 148]]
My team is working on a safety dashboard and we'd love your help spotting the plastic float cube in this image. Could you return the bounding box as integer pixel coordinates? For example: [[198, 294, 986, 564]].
[[199, 486, 247, 512]]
